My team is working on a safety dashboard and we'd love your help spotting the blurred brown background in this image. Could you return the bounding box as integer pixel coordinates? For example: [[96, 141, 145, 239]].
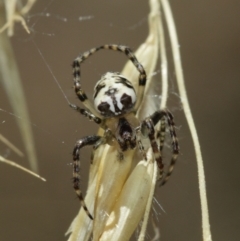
[[0, 0, 239, 240]]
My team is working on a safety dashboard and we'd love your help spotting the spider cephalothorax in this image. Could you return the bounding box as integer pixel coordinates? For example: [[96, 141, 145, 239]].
[[116, 116, 137, 151], [70, 44, 179, 220]]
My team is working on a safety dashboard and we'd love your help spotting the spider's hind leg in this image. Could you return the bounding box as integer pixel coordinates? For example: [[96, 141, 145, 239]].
[[72, 47, 103, 118], [69, 103, 102, 125], [73, 135, 102, 220]]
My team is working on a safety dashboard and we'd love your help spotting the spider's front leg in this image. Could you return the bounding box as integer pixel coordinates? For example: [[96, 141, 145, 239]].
[[141, 110, 179, 185], [141, 118, 164, 179], [156, 118, 166, 152], [73, 135, 102, 220]]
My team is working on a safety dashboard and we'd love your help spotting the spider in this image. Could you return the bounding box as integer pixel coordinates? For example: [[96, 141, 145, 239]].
[[70, 44, 179, 220]]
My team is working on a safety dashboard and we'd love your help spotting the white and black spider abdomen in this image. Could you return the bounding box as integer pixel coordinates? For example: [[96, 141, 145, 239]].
[[93, 72, 136, 117]]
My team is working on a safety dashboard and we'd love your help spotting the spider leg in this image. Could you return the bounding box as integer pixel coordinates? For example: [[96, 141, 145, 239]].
[[135, 126, 147, 160], [141, 118, 164, 179], [102, 45, 147, 112], [72, 44, 147, 115], [72, 46, 108, 117], [142, 110, 179, 185], [73, 135, 102, 220], [69, 103, 102, 125], [156, 118, 166, 151]]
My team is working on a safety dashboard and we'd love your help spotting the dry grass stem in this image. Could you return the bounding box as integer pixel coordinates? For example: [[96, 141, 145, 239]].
[[161, 0, 213, 240], [0, 0, 36, 36], [0, 155, 46, 181], [0, 133, 24, 157], [0, 1, 38, 171]]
